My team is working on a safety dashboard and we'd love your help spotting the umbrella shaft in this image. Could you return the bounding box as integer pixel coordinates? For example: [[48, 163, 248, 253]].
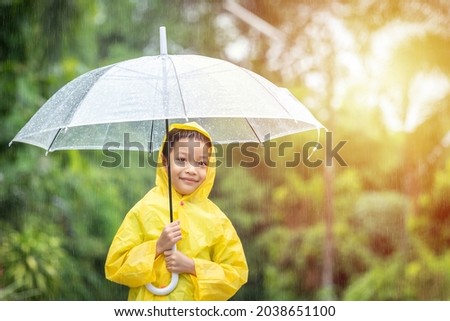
[[165, 119, 174, 223]]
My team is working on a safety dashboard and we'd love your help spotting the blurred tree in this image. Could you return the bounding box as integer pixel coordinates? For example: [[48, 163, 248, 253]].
[[223, 0, 345, 299], [413, 159, 450, 255]]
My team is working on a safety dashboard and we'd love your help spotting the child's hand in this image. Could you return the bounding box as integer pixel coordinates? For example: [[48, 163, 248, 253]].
[[164, 249, 196, 276], [156, 220, 181, 256]]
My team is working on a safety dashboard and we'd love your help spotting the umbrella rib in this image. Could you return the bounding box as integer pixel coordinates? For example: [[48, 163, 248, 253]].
[[148, 120, 154, 152], [245, 118, 263, 144], [241, 69, 298, 122], [102, 123, 112, 148], [46, 127, 62, 154], [167, 56, 189, 120]]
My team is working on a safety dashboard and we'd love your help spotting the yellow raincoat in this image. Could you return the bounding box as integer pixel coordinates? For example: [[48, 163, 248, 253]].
[[105, 122, 248, 300]]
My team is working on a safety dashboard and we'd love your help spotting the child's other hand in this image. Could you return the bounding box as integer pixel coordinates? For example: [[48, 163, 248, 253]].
[[156, 220, 181, 256], [164, 249, 196, 275]]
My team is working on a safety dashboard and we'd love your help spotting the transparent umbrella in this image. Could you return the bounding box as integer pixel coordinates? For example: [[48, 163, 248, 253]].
[[10, 27, 325, 295], [10, 29, 323, 154]]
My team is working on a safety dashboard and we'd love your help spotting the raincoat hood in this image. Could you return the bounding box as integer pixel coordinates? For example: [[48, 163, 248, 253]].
[[155, 121, 216, 203]]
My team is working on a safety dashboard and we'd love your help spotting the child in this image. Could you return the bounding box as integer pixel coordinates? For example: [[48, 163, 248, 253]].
[[104, 121, 248, 300]]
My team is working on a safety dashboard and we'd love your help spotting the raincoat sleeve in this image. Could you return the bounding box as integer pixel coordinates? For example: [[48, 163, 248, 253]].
[[191, 218, 248, 301], [104, 206, 159, 288]]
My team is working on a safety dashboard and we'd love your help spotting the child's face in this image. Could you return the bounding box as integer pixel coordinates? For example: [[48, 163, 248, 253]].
[[168, 137, 209, 195]]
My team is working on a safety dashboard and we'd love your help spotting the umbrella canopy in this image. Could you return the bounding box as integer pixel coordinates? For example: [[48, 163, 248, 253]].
[[10, 34, 324, 153]]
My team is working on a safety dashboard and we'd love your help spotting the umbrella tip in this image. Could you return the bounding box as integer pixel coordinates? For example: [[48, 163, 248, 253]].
[[8, 141, 12, 147], [159, 26, 168, 55]]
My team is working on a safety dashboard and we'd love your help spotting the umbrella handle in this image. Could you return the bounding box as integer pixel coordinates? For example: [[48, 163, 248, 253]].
[[145, 245, 179, 296]]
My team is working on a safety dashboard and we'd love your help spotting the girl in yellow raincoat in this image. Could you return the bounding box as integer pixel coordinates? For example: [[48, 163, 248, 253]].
[[105, 122, 248, 300]]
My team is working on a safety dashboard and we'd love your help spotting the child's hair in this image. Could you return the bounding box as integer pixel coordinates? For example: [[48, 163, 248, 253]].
[[162, 128, 211, 161]]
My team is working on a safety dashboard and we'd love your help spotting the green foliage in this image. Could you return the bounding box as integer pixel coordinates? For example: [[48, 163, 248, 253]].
[[352, 192, 410, 257], [213, 166, 268, 234], [254, 226, 301, 300], [270, 169, 324, 228], [0, 220, 66, 299], [343, 258, 410, 300], [413, 159, 450, 254], [344, 241, 450, 300]]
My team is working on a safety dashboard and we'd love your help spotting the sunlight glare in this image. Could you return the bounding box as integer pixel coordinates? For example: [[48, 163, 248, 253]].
[[368, 21, 447, 132]]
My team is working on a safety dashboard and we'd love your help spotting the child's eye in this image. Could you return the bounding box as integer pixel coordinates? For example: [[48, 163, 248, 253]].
[[197, 161, 208, 167], [175, 157, 187, 165]]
